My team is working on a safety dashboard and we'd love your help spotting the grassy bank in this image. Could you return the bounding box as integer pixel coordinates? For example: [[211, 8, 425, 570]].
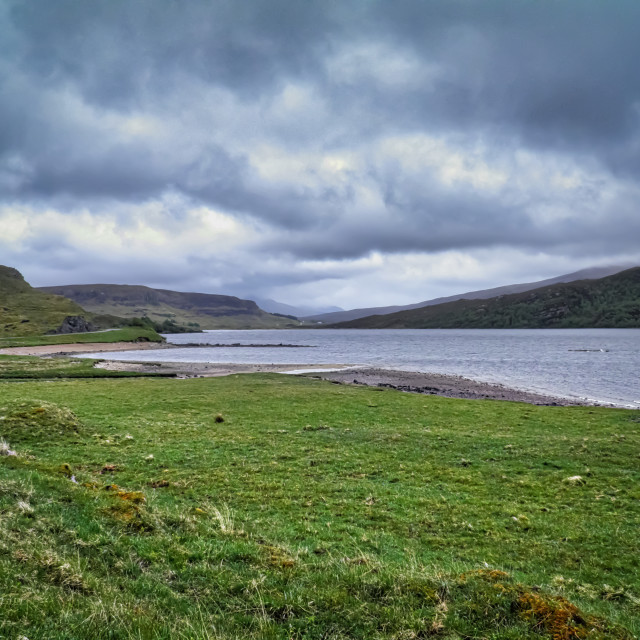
[[0, 374, 638, 638], [0, 355, 175, 379], [0, 326, 164, 348]]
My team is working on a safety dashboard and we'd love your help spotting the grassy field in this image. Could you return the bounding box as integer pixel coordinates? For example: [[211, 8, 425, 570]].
[[0, 374, 638, 638], [0, 326, 164, 348]]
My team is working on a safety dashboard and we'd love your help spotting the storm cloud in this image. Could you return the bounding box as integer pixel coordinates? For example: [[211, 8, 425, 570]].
[[1, 0, 639, 307]]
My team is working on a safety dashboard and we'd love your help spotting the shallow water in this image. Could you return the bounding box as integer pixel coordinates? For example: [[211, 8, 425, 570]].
[[82, 328, 640, 408]]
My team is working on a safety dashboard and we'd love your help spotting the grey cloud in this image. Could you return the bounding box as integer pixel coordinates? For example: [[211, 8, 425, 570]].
[[2, 0, 639, 303], [5, 1, 640, 180], [259, 167, 640, 261], [6, 0, 333, 105]]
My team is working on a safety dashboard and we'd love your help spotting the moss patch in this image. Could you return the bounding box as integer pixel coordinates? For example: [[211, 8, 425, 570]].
[[0, 400, 85, 442]]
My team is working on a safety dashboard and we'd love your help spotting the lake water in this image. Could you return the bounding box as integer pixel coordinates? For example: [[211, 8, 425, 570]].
[[83, 328, 640, 408]]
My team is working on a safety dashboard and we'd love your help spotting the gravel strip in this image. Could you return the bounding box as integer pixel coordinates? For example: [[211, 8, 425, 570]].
[[303, 367, 589, 406]]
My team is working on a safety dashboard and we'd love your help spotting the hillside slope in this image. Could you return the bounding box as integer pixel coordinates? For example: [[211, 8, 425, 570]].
[[38, 284, 299, 329], [306, 265, 632, 323], [0, 266, 89, 336], [332, 267, 640, 329]]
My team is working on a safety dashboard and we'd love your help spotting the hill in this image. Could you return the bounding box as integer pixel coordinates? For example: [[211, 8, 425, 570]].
[[0, 266, 90, 336], [38, 283, 300, 329], [305, 265, 632, 324], [332, 267, 640, 329]]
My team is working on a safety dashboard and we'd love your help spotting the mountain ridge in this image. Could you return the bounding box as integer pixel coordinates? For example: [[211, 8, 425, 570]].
[[330, 267, 640, 329], [304, 265, 633, 323], [38, 283, 299, 330]]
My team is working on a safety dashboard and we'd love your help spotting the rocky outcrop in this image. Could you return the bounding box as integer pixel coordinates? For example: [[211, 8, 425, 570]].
[[50, 315, 96, 334]]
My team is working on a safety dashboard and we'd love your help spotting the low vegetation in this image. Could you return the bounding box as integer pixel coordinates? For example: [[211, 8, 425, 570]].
[[0, 265, 88, 337], [1, 373, 638, 638], [334, 267, 640, 329], [0, 327, 164, 349]]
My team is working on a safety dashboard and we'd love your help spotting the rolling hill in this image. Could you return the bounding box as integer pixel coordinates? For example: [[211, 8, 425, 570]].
[[331, 267, 640, 329], [0, 266, 91, 336], [38, 283, 300, 330], [305, 265, 632, 324]]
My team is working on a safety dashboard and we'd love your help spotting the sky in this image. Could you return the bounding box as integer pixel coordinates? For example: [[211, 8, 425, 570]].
[[2, 0, 640, 311]]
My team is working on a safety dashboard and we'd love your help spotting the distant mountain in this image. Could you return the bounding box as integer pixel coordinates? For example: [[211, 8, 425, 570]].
[[303, 265, 633, 324], [254, 297, 343, 318], [332, 267, 640, 329], [38, 284, 300, 330], [0, 266, 89, 336]]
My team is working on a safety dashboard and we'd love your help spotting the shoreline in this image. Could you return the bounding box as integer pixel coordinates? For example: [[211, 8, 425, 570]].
[[0, 341, 312, 356], [0, 341, 627, 407], [92, 359, 347, 378], [92, 357, 596, 406], [0, 342, 170, 356], [305, 367, 593, 406]]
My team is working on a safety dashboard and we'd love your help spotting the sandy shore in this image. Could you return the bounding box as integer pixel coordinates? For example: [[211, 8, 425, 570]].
[[0, 342, 169, 356], [93, 360, 348, 378]]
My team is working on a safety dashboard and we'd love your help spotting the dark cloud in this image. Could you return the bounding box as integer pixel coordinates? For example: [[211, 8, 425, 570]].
[[1, 0, 639, 304], [6, 0, 333, 103]]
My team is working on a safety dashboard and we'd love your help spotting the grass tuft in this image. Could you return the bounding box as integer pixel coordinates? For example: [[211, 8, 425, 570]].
[[0, 438, 17, 456]]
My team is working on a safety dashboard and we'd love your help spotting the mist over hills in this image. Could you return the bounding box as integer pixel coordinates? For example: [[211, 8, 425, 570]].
[[254, 298, 343, 318], [304, 265, 632, 324], [38, 284, 299, 330], [331, 267, 640, 329]]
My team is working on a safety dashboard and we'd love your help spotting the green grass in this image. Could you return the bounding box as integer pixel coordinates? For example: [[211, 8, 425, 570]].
[[0, 374, 638, 638], [0, 355, 174, 379], [0, 327, 164, 348], [0, 291, 87, 337], [0, 265, 90, 336]]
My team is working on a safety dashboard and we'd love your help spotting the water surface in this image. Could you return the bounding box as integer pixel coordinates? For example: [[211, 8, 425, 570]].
[[83, 329, 640, 408]]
